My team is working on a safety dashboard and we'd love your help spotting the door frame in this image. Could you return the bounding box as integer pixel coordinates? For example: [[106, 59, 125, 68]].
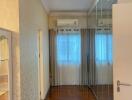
[[0, 28, 12, 100], [37, 30, 44, 100]]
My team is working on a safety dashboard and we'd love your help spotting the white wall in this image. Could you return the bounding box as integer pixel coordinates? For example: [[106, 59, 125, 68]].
[[19, 0, 49, 100], [49, 13, 88, 29]]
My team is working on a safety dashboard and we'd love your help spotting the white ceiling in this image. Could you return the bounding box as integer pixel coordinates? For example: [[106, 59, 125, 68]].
[[42, 0, 97, 12]]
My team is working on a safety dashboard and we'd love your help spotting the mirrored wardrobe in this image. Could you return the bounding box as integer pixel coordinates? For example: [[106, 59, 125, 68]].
[[0, 29, 12, 100], [87, 0, 117, 100]]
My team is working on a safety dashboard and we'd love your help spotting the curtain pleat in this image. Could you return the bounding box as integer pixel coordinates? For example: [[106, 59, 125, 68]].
[[49, 29, 81, 86], [49, 29, 57, 86], [81, 29, 96, 86], [81, 29, 89, 85]]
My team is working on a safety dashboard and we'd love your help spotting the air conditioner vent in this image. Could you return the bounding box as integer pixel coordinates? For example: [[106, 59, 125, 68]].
[[57, 19, 78, 27]]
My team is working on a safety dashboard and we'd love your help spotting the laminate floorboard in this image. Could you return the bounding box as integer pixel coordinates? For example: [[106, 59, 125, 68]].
[[45, 86, 96, 100]]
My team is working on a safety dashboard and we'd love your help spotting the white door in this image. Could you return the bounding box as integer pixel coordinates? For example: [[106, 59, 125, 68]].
[[113, 3, 132, 100], [0, 29, 12, 100]]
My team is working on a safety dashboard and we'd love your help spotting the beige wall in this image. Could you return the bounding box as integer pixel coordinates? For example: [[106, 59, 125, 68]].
[[118, 0, 132, 3], [0, 39, 8, 76], [0, 0, 20, 100], [0, 0, 19, 33], [19, 0, 49, 100], [0, 63, 8, 76]]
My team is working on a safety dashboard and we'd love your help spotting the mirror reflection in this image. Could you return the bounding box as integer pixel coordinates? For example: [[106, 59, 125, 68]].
[[0, 35, 9, 100], [88, 0, 117, 100]]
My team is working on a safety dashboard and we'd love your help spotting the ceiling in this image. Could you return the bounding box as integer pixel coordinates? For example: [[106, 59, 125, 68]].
[[41, 0, 97, 12]]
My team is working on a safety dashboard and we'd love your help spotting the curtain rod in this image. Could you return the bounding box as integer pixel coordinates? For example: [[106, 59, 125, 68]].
[[96, 28, 112, 31], [49, 27, 112, 31]]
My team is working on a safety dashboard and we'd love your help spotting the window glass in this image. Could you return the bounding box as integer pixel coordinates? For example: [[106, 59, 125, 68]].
[[95, 32, 113, 64], [56, 33, 81, 65]]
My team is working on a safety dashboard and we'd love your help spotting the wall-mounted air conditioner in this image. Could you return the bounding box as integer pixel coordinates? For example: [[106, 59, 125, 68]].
[[57, 19, 78, 27]]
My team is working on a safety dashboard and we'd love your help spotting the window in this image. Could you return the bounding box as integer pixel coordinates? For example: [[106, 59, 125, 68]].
[[56, 33, 81, 65], [95, 32, 113, 64]]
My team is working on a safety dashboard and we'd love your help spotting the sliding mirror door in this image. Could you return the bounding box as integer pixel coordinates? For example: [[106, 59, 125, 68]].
[[88, 0, 117, 100], [0, 29, 12, 100]]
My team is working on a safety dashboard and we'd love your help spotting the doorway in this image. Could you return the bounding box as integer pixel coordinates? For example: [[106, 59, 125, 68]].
[[0, 29, 12, 100]]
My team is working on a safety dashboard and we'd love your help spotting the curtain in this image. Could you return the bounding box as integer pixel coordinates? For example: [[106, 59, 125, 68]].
[[49, 29, 113, 88], [95, 30, 113, 85], [94, 30, 113, 100], [49, 29, 57, 85], [81, 29, 113, 99], [49, 29, 81, 86], [81, 29, 96, 86]]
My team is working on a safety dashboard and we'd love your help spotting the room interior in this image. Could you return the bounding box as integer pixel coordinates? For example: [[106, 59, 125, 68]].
[[0, 0, 132, 100], [47, 0, 115, 100], [0, 34, 9, 100]]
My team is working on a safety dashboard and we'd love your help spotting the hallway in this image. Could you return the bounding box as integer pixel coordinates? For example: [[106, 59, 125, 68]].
[[45, 86, 96, 100], [1, 0, 132, 100]]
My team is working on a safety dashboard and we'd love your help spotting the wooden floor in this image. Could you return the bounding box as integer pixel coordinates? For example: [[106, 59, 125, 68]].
[[45, 85, 113, 100], [0, 92, 8, 100], [45, 86, 96, 100], [93, 85, 113, 100]]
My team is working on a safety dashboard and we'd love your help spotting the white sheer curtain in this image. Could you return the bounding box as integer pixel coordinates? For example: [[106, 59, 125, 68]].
[[95, 30, 113, 85], [55, 32, 81, 85]]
